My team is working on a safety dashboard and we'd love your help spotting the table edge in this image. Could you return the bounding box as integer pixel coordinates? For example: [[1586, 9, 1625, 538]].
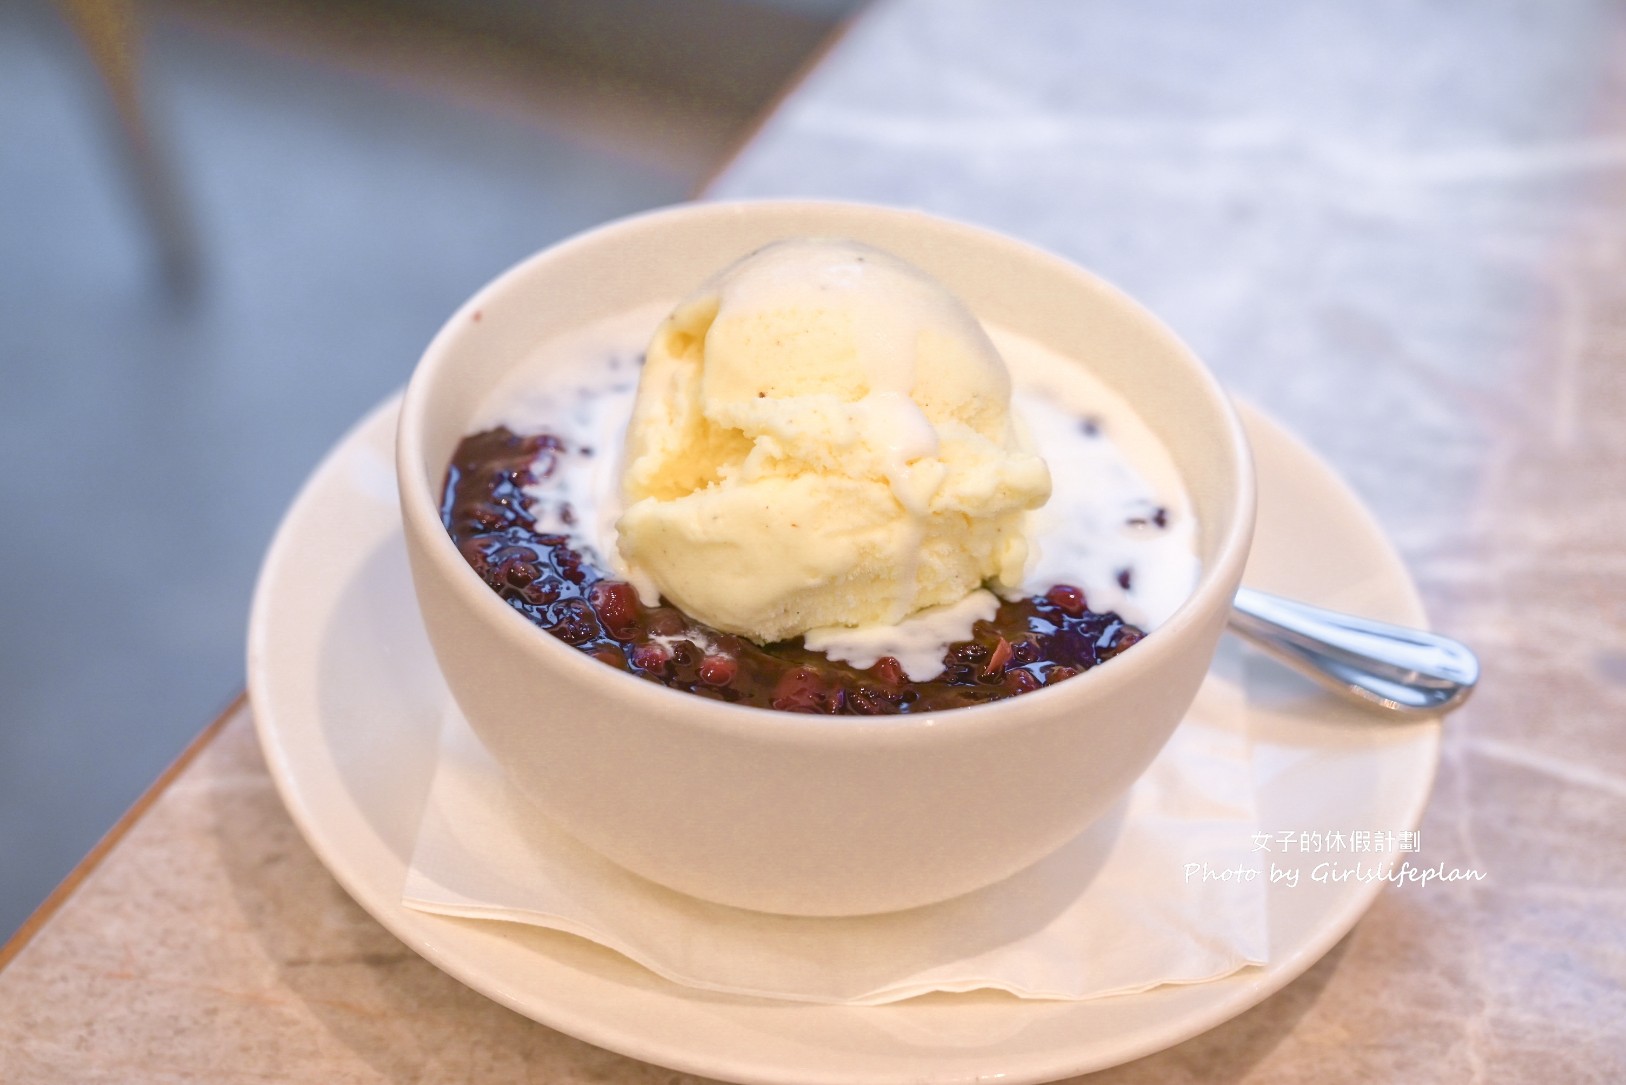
[[0, 691, 249, 974], [688, 4, 861, 199]]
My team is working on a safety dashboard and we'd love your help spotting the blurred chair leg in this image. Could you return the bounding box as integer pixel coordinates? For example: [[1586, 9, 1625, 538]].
[[58, 0, 200, 293]]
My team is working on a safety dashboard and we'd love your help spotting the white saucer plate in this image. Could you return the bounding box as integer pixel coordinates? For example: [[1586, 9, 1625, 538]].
[[248, 394, 1440, 1085]]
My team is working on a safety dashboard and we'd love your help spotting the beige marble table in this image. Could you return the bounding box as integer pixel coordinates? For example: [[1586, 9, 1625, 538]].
[[5, 1, 1626, 1081]]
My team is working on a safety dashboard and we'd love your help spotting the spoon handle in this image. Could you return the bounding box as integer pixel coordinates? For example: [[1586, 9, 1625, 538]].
[[1227, 587, 1479, 716]]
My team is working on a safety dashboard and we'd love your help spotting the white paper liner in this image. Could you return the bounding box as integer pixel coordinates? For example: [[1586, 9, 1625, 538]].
[[403, 641, 1266, 1005]]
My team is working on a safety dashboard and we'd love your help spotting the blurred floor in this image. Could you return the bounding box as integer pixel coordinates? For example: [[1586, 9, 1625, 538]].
[[0, 0, 846, 940]]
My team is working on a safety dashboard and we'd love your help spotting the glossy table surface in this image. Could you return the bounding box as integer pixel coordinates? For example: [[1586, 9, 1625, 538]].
[[4, 1, 1624, 1081]]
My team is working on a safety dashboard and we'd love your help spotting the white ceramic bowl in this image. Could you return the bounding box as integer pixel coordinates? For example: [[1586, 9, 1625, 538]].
[[397, 200, 1255, 917]]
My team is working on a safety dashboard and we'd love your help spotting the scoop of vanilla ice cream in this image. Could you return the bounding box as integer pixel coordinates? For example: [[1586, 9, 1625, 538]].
[[616, 239, 1050, 643]]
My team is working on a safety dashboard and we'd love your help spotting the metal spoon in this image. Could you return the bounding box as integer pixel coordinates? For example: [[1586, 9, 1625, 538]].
[[1228, 587, 1479, 716]]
